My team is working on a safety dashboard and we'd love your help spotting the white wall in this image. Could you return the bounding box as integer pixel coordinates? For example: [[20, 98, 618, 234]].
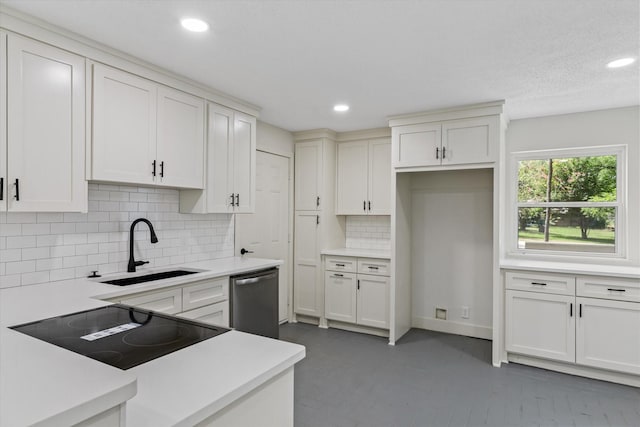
[[345, 216, 390, 250], [410, 169, 494, 339], [257, 121, 294, 156], [0, 184, 234, 288], [505, 106, 640, 265]]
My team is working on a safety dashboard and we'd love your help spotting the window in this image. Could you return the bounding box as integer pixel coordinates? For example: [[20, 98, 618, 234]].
[[513, 146, 625, 256]]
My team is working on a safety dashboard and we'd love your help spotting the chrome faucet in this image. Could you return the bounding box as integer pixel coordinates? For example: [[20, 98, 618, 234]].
[[128, 218, 158, 272]]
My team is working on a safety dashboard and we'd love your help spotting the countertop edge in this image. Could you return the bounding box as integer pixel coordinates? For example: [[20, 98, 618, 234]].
[[321, 248, 391, 259], [500, 260, 640, 279]]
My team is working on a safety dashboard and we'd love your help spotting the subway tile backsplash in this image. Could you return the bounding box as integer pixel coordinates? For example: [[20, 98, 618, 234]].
[[0, 184, 234, 288], [345, 216, 390, 250]]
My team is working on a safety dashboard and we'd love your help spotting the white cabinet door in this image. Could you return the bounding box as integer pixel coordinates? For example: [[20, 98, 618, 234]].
[[294, 212, 322, 316], [441, 117, 496, 166], [336, 141, 369, 215], [392, 123, 441, 168], [295, 140, 322, 211], [368, 139, 391, 215], [324, 271, 357, 323], [92, 63, 156, 185], [576, 297, 640, 375], [206, 103, 234, 212], [7, 34, 86, 212], [178, 301, 229, 328], [120, 288, 182, 314], [0, 31, 7, 211], [357, 274, 390, 329], [156, 86, 204, 189], [233, 112, 256, 213], [505, 290, 575, 363]]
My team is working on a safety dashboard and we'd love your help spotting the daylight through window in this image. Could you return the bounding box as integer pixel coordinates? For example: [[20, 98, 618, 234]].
[[516, 150, 622, 255]]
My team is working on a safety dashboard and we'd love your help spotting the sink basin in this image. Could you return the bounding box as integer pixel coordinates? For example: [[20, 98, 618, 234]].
[[101, 270, 198, 286]]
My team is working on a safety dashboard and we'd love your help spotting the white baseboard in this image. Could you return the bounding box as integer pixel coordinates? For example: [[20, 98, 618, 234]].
[[411, 316, 492, 340], [508, 353, 640, 388], [326, 320, 389, 338]]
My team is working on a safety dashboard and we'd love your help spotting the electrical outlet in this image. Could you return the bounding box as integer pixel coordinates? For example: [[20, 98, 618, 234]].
[[435, 307, 447, 320], [461, 306, 470, 319]]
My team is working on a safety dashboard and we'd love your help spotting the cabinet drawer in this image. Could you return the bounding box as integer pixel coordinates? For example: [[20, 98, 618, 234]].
[[120, 288, 182, 314], [325, 257, 357, 273], [357, 258, 390, 276], [505, 271, 575, 295], [577, 276, 640, 303], [182, 277, 228, 311], [178, 301, 229, 328]]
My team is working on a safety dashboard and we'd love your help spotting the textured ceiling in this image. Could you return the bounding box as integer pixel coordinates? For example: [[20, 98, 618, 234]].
[[2, 0, 638, 132]]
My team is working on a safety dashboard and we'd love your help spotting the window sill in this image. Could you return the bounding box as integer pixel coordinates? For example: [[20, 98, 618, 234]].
[[500, 258, 640, 279]]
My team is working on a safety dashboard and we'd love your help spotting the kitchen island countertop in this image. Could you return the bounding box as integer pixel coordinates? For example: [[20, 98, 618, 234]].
[[0, 257, 305, 426]]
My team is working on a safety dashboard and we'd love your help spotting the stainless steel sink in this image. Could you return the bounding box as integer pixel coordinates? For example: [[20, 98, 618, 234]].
[[101, 270, 198, 286]]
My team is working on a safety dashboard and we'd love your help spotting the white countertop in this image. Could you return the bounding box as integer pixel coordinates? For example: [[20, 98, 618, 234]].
[[321, 248, 391, 259], [500, 259, 640, 279], [0, 257, 305, 427]]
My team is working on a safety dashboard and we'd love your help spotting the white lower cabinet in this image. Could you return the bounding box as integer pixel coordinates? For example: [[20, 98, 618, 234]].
[[505, 290, 575, 363], [505, 271, 640, 377], [324, 256, 390, 330], [178, 300, 229, 327], [576, 297, 640, 375], [116, 276, 230, 327]]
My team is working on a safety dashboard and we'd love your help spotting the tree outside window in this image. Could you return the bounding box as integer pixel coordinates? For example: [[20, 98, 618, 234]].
[[516, 152, 618, 254]]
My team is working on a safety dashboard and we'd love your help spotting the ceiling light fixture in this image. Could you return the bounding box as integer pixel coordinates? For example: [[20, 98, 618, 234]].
[[333, 104, 350, 112], [606, 57, 635, 68], [181, 18, 209, 33]]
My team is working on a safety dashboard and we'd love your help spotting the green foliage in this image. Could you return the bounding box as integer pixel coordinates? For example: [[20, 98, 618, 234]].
[[518, 155, 617, 239]]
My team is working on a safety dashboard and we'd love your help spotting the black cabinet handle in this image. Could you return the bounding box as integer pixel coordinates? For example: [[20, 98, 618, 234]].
[[442, 147, 446, 159], [334, 273, 344, 277], [316, 196, 320, 207], [579, 304, 582, 318], [160, 161, 164, 178], [335, 264, 345, 267], [368, 266, 379, 270], [570, 303, 573, 317], [357, 279, 360, 290], [531, 282, 547, 286], [368, 201, 371, 211], [235, 193, 239, 207], [607, 288, 626, 292], [363, 200, 366, 211], [316, 215, 319, 225], [230, 193, 235, 206], [14, 179, 19, 201], [240, 248, 254, 255], [152, 160, 156, 177], [436, 147, 439, 159], [0, 177, 3, 200]]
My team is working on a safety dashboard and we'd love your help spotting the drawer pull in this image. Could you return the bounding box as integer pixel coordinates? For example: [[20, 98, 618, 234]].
[[368, 266, 379, 270], [607, 288, 626, 292], [333, 273, 344, 277], [570, 303, 573, 317], [335, 264, 345, 267], [531, 282, 547, 286]]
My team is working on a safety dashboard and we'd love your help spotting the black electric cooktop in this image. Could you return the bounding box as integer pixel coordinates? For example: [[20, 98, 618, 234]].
[[10, 304, 229, 370]]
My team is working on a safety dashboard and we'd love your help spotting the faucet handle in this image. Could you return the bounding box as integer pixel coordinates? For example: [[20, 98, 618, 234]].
[[135, 260, 150, 267]]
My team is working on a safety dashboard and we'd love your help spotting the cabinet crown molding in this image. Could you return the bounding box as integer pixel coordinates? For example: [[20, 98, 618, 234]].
[[335, 127, 391, 142], [388, 100, 505, 127], [293, 128, 337, 142]]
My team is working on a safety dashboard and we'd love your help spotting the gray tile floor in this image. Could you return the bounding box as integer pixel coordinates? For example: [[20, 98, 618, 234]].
[[280, 323, 640, 427]]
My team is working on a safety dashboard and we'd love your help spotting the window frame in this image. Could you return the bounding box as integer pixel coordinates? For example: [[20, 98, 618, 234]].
[[509, 145, 626, 260]]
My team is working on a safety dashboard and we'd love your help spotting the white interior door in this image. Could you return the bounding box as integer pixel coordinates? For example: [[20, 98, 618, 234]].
[[235, 151, 290, 322]]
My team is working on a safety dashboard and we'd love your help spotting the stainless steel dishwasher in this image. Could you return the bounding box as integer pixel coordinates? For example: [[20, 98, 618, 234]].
[[229, 268, 279, 339]]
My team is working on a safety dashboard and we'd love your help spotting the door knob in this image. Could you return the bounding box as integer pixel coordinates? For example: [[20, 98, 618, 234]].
[[240, 248, 254, 255]]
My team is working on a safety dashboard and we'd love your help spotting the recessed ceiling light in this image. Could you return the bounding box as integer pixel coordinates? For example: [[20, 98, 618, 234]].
[[607, 57, 635, 68], [333, 104, 350, 112], [181, 18, 209, 33]]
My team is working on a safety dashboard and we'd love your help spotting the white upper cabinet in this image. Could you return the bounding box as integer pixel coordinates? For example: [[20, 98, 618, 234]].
[[180, 102, 256, 213], [0, 32, 6, 211], [4, 34, 86, 212], [294, 140, 323, 211], [389, 102, 503, 170], [91, 63, 204, 189], [92, 64, 157, 185], [156, 86, 205, 188], [336, 138, 391, 215]]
